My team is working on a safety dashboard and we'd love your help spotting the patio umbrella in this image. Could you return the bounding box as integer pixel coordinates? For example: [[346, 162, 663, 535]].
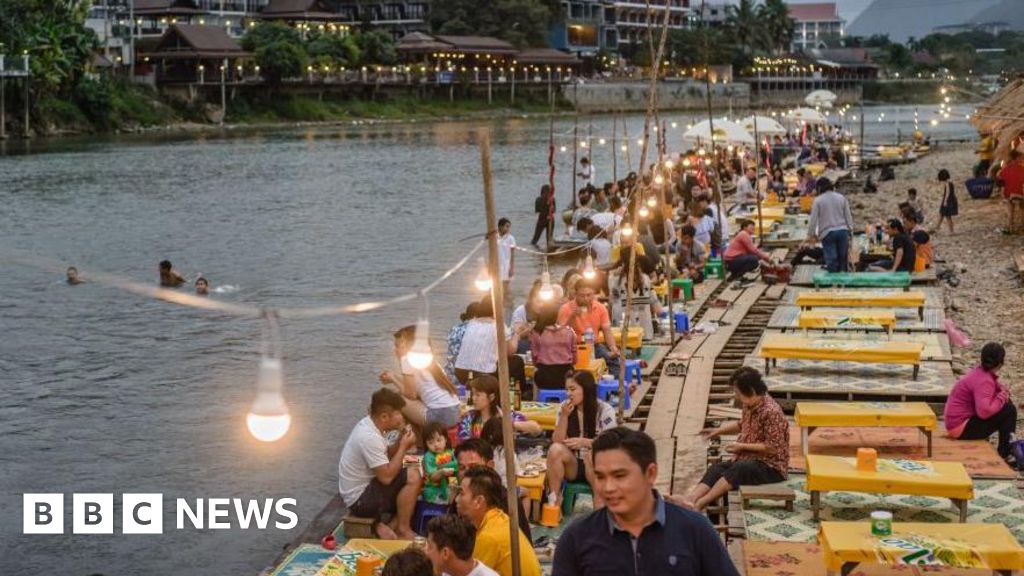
[[682, 119, 754, 145], [805, 89, 838, 109], [740, 115, 787, 135], [787, 107, 828, 125]]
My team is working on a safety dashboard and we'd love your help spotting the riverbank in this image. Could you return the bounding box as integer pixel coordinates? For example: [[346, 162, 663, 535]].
[[851, 143, 1024, 421]]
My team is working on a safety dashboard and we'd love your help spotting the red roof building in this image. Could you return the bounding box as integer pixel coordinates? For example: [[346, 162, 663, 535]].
[[789, 2, 845, 51]]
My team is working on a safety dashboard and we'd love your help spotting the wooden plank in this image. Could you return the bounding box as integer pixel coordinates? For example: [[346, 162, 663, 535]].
[[641, 344, 670, 377], [671, 434, 708, 495], [654, 436, 677, 495], [1016, 253, 1024, 278]]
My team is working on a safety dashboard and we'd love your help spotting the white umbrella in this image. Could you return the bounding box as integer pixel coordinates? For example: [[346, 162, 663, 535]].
[[682, 119, 754, 145], [786, 107, 828, 125], [805, 89, 837, 109], [740, 115, 787, 135]]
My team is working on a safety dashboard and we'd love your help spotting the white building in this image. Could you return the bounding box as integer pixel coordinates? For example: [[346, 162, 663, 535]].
[[789, 2, 844, 51]]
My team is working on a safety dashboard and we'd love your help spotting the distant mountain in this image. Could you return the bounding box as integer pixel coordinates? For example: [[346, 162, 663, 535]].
[[848, 0, 1001, 42], [971, 0, 1024, 31]]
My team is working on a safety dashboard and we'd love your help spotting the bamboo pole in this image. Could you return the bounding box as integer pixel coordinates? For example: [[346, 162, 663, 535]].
[[700, 0, 723, 221], [612, 113, 618, 182], [661, 119, 675, 345], [572, 117, 579, 211], [547, 115, 556, 247], [753, 117, 764, 245], [479, 131, 522, 576]]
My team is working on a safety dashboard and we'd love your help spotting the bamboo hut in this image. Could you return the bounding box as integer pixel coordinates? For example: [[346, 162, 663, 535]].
[[972, 77, 1024, 161]]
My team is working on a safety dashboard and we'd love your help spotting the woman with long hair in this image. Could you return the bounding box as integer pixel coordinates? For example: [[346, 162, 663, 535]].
[[937, 168, 958, 235], [529, 303, 577, 390], [545, 370, 616, 509], [456, 375, 541, 441], [380, 324, 462, 429]]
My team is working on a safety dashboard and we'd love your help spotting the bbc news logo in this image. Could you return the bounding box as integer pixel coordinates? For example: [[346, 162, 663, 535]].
[[23, 494, 298, 534]]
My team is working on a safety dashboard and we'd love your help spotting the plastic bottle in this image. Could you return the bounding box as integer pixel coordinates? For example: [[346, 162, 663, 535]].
[[583, 328, 594, 347]]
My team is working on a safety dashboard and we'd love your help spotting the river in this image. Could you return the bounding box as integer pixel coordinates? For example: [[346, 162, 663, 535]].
[[0, 105, 976, 575]]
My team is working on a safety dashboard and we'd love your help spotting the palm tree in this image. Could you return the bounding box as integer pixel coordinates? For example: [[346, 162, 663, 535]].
[[758, 0, 795, 55], [725, 0, 764, 56]]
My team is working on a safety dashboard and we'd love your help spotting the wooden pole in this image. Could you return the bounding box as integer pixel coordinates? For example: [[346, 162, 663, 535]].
[[753, 117, 764, 244], [572, 117, 579, 210], [623, 118, 632, 174], [547, 115, 556, 247], [1, 55, 6, 140], [700, 0, 723, 215], [612, 113, 618, 181], [480, 131, 522, 576], [661, 119, 675, 345]]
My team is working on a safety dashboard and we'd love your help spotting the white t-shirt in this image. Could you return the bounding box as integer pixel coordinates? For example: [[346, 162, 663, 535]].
[[510, 305, 528, 330], [401, 356, 460, 410], [492, 447, 521, 487], [464, 561, 501, 576], [554, 399, 617, 435], [590, 237, 612, 266], [498, 233, 516, 281], [693, 215, 714, 246], [590, 211, 621, 232], [338, 416, 390, 506], [454, 318, 510, 373]]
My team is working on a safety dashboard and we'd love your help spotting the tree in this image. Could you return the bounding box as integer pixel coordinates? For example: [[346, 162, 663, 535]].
[[307, 32, 361, 68], [255, 41, 308, 84], [428, 0, 561, 47], [0, 0, 97, 98], [668, 28, 734, 67], [758, 0, 795, 55], [725, 0, 766, 56], [240, 21, 303, 52], [354, 30, 397, 65]]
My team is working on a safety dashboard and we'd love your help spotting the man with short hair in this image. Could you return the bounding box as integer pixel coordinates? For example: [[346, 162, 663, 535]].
[[338, 388, 421, 539], [578, 157, 595, 187], [552, 427, 739, 575], [557, 279, 620, 374], [453, 439, 532, 540], [807, 177, 853, 272], [674, 224, 706, 283], [496, 217, 516, 302], [734, 167, 761, 209], [424, 514, 499, 576], [456, 466, 541, 576]]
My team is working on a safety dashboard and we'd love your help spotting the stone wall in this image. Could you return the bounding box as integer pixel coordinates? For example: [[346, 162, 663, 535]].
[[561, 80, 751, 113]]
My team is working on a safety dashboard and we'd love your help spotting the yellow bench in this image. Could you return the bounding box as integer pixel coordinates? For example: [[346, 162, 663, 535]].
[[519, 401, 558, 431], [797, 310, 897, 335], [609, 326, 644, 350], [760, 334, 925, 379], [819, 521, 1024, 576], [806, 455, 973, 522], [525, 357, 607, 383], [795, 401, 937, 456], [796, 290, 926, 320], [516, 471, 546, 522]]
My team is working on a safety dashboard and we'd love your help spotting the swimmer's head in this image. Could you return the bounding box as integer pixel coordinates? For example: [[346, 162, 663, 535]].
[[195, 277, 209, 295], [159, 260, 173, 271], [66, 267, 80, 284]]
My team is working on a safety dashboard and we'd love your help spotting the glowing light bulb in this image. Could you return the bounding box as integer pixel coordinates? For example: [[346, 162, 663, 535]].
[[671, 122, 678, 128], [647, 195, 658, 207], [698, 148, 706, 156], [247, 358, 291, 443], [621, 145, 628, 152], [726, 145, 734, 153], [406, 319, 433, 369], [582, 255, 596, 279], [599, 138, 606, 145], [664, 160, 675, 169], [930, 119, 939, 126], [560, 146, 567, 153], [704, 159, 712, 166], [683, 158, 691, 167], [637, 138, 644, 146], [654, 175, 664, 186], [621, 222, 634, 237], [538, 271, 554, 301], [638, 205, 650, 218], [474, 259, 492, 292]]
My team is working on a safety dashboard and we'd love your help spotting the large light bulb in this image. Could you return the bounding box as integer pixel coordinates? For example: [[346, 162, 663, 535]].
[[406, 319, 433, 369], [653, 175, 664, 186], [582, 255, 596, 280], [664, 159, 675, 169], [621, 222, 634, 237], [647, 195, 658, 207], [697, 148, 706, 156], [638, 205, 650, 218], [682, 158, 691, 167], [538, 271, 554, 301], [474, 259, 492, 292], [247, 358, 291, 442]]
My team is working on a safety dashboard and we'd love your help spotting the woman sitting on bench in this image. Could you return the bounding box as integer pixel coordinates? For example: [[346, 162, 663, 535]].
[[679, 367, 789, 511], [723, 219, 773, 280], [545, 370, 617, 510], [944, 342, 1018, 461]]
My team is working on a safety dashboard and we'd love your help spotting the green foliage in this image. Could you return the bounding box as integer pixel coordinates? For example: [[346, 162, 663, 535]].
[[667, 28, 734, 67], [307, 32, 361, 67], [429, 0, 561, 47], [240, 21, 302, 52], [355, 30, 397, 65], [0, 0, 97, 98], [759, 0, 794, 55], [255, 41, 309, 84], [725, 0, 764, 56]]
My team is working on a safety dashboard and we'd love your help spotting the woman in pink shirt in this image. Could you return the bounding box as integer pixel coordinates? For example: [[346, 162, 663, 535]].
[[944, 343, 1017, 459], [723, 219, 772, 279], [529, 304, 577, 390]]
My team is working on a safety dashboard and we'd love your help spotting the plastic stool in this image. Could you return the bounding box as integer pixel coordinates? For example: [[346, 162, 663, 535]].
[[536, 389, 568, 403], [596, 377, 631, 410], [413, 501, 449, 535], [456, 384, 467, 399], [625, 359, 642, 387], [562, 481, 593, 516]]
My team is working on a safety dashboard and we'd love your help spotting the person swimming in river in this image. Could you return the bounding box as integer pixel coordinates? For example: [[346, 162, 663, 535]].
[[195, 277, 209, 295], [66, 266, 83, 285], [159, 260, 186, 287]]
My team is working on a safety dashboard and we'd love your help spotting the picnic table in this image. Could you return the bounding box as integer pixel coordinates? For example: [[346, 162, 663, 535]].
[[519, 401, 559, 431], [805, 455, 973, 522], [525, 357, 607, 382], [796, 290, 926, 320], [795, 401, 937, 456], [760, 334, 925, 379], [813, 271, 912, 290], [796, 310, 897, 335], [819, 521, 1024, 576]]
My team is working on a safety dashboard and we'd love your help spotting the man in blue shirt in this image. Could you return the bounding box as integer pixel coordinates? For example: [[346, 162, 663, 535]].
[[552, 427, 739, 576]]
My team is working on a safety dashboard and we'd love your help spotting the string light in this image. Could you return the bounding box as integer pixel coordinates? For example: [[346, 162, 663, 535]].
[[636, 138, 644, 146], [621, 145, 628, 152], [682, 158, 691, 167], [638, 205, 650, 218], [582, 255, 596, 279], [473, 257, 492, 292], [560, 145, 567, 153], [246, 311, 290, 443], [538, 270, 554, 301], [698, 148, 706, 156], [598, 138, 606, 145], [621, 222, 634, 237], [406, 293, 433, 370], [664, 160, 675, 169], [653, 175, 664, 186]]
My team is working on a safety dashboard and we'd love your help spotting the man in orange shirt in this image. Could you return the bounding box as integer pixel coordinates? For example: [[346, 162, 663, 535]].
[[557, 280, 621, 374], [997, 150, 1024, 234]]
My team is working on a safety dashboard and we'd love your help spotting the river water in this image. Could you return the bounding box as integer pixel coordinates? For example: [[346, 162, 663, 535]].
[[0, 105, 975, 575]]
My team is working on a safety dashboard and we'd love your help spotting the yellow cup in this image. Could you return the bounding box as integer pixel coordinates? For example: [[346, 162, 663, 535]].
[[356, 556, 381, 576], [540, 503, 561, 527]]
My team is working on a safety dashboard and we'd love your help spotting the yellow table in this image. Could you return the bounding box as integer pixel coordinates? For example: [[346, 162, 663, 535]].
[[796, 290, 926, 320], [819, 522, 1024, 576], [795, 401, 937, 456], [526, 357, 607, 382], [797, 310, 897, 335], [517, 471, 547, 522], [805, 455, 973, 522], [610, 326, 644, 350], [345, 539, 413, 556], [519, 401, 558, 431], [760, 334, 925, 379]]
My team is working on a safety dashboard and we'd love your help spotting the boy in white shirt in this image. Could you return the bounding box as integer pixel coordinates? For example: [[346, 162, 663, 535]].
[[424, 514, 501, 576], [497, 217, 516, 305]]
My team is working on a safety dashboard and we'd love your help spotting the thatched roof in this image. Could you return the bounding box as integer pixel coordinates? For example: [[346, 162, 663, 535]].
[[396, 32, 450, 53], [259, 0, 343, 21], [972, 78, 1024, 160], [145, 24, 250, 59]]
